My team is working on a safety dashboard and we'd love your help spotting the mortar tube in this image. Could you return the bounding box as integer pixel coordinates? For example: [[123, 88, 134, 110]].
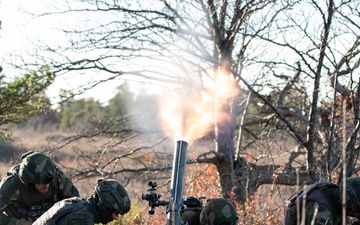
[[167, 140, 188, 225]]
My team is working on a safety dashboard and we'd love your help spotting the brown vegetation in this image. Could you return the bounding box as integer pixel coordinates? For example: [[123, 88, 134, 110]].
[[0, 127, 288, 225]]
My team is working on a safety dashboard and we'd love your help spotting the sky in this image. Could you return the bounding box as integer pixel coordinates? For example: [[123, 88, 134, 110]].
[[0, 0, 234, 142], [3, 0, 358, 109], [0, 0, 140, 106]]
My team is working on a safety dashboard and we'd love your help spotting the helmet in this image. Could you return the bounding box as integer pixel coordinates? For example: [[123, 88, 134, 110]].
[[340, 177, 360, 217], [18, 151, 55, 184], [95, 178, 131, 215], [199, 198, 238, 225]]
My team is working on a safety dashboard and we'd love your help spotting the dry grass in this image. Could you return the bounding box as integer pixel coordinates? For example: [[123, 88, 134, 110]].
[[0, 128, 289, 224]]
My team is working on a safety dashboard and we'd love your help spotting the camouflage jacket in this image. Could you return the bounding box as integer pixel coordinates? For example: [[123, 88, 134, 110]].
[[281, 182, 350, 225], [32, 197, 95, 225], [0, 164, 79, 225]]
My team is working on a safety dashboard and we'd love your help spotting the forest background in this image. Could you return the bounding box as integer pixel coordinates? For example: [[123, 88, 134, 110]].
[[1, 0, 360, 224]]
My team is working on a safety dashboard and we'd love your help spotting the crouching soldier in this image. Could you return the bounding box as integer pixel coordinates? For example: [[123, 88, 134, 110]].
[[281, 177, 360, 225], [33, 178, 131, 225], [0, 151, 79, 225]]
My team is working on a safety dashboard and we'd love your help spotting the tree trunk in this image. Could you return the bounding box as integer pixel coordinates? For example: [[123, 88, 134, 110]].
[[214, 78, 245, 202]]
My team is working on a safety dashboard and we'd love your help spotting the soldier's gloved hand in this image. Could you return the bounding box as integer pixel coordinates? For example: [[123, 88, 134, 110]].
[[16, 218, 33, 225]]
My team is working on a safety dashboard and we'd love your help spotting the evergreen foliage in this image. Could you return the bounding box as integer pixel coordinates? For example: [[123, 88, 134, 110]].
[[0, 66, 54, 138]]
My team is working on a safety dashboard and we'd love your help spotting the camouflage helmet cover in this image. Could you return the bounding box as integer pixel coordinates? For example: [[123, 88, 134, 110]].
[[18, 151, 55, 184], [95, 178, 131, 215], [340, 176, 360, 216], [199, 198, 238, 225]]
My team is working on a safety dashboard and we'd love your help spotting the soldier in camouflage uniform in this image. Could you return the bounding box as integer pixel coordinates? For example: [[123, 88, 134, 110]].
[[0, 151, 79, 225], [180, 197, 238, 225], [281, 177, 360, 225], [32, 178, 131, 225]]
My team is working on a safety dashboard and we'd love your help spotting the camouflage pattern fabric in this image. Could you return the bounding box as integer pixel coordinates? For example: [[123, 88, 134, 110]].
[[55, 204, 94, 225], [0, 151, 79, 225], [199, 198, 238, 225], [281, 182, 353, 225], [340, 177, 360, 217], [34, 179, 131, 225], [55, 167, 79, 198], [19, 152, 55, 184], [305, 201, 336, 224], [32, 197, 93, 225]]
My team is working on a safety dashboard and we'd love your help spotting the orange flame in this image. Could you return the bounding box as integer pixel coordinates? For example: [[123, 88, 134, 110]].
[[158, 69, 240, 143]]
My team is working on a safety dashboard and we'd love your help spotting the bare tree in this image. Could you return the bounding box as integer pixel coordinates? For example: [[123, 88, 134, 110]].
[[7, 0, 360, 204], [241, 0, 360, 183]]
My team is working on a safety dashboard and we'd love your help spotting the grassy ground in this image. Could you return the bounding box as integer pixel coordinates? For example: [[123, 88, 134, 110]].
[[0, 128, 288, 224]]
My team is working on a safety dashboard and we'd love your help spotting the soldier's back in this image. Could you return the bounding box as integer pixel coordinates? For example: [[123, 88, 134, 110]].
[[33, 197, 94, 225], [282, 182, 342, 225]]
